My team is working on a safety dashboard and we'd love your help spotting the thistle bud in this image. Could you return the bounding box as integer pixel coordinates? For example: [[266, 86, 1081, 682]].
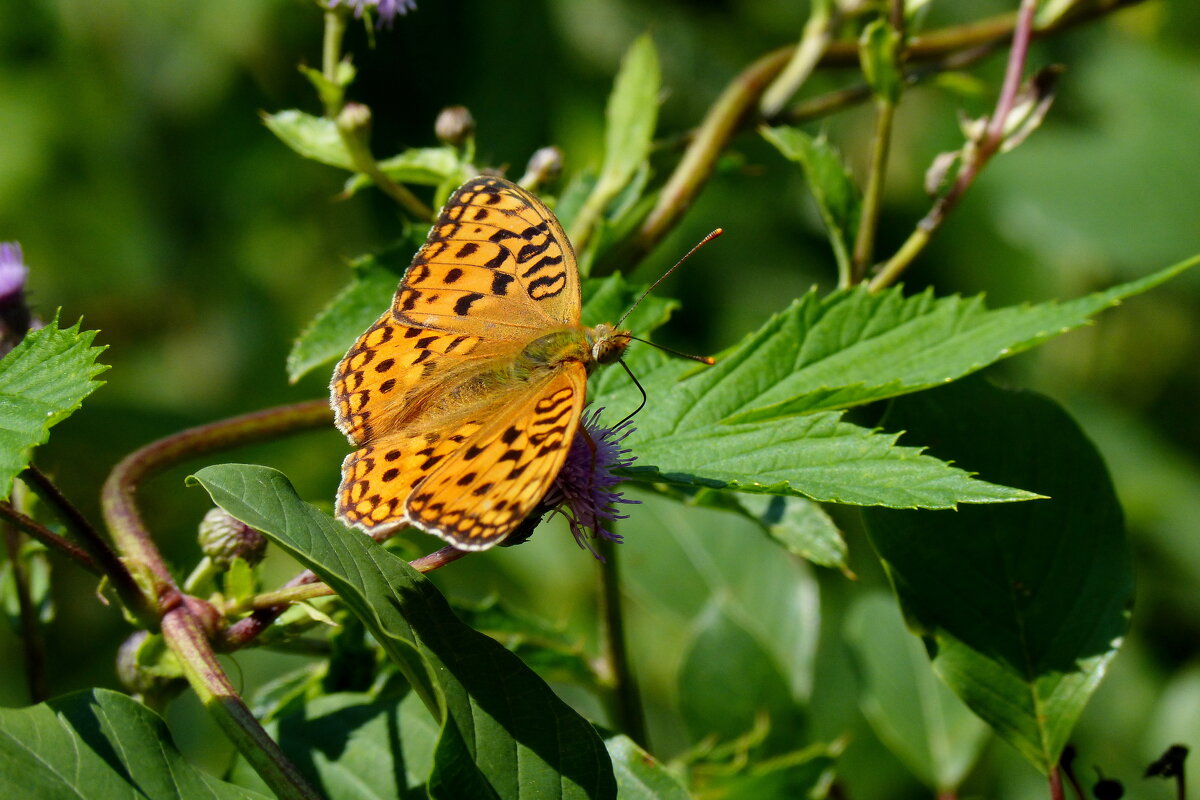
[[198, 507, 267, 569], [116, 631, 186, 700], [337, 102, 372, 134], [435, 105, 475, 147]]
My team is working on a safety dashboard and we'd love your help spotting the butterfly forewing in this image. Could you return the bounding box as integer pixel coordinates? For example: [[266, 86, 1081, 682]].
[[395, 176, 581, 334]]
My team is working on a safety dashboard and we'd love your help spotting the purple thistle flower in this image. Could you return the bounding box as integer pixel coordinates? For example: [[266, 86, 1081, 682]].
[[329, 0, 417, 28], [541, 407, 640, 561]]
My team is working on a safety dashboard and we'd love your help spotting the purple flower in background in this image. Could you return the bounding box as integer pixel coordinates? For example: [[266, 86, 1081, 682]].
[[330, 0, 417, 28], [0, 242, 27, 303], [0, 242, 32, 353], [542, 408, 640, 560]]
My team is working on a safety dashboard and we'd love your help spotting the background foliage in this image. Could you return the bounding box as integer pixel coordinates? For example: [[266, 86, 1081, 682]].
[[1, 0, 1199, 797]]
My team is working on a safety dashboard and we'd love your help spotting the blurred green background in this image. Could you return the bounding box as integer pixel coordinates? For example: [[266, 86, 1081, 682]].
[[1, 0, 1198, 796]]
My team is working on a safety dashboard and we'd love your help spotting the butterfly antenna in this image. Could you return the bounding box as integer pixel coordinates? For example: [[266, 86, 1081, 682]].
[[620, 334, 715, 366], [615, 359, 648, 428], [615, 228, 723, 329]]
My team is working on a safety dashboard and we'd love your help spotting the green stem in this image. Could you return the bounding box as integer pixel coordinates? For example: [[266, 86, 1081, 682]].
[[597, 532, 647, 746], [162, 605, 322, 800], [182, 556, 221, 595], [3, 521, 49, 702], [246, 581, 335, 611], [615, 0, 1141, 269], [850, 98, 897, 285], [760, 3, 836, 120], [321, 9, 433, 220]]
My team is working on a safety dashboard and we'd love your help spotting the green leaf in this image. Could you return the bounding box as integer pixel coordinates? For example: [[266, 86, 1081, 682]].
[[862, 379, 1132, 772], [595, 344, 1036, 508], [345, 146, 469, 197], [287, 248, 409, 382], [695, 744, 838, 799], [760, 126, 861, 280], [581, 273, 677, 338], [678, 597, 807, 755], [229, 691, 435, 800], [844, 592, 989, 791], [455, 598, 599, 688], [603, 733, 692, 800], [190, 463, 616, 800], [858, 18, 904, 103], [0, 316, 107, 499], [263, 110, 353, 169], [567, 34, 661, 262], [722, 255, 1198, 423], [599, 34, 660, 206], [731, 493, 848, 572], [263, 110, 465, 191], [0, 688, 268, 799]]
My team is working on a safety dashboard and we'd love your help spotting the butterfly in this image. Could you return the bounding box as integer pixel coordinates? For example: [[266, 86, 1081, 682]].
[[330, 175, 631, 550]]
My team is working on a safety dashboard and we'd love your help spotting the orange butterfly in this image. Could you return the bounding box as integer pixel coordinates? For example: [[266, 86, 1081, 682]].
[[331, 176, 630, 550]]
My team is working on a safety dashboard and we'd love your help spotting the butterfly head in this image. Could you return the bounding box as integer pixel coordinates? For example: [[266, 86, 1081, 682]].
[[586, 323, 630, 367]]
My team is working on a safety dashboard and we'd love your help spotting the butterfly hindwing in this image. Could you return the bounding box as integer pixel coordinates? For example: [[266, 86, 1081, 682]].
[[406, 366, 586, 548]]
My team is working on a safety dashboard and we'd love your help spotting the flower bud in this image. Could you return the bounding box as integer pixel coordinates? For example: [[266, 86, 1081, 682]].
[[198, 507, 268, 569], [116, 631, 186, 699], [435, 105, 476, 147], [337, 102, 372, 134], [520, 146, 564, 189]]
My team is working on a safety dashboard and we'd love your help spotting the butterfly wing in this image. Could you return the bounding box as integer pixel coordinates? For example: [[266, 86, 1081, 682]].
[[395, 175, 582, 334], [332, 174, 588, 543], [338, 364, 586, 546]]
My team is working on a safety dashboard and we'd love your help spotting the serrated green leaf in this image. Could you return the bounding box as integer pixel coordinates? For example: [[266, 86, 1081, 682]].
[[0, 689, 268, 799], [761, 126, 860, 280], [287, 250, 408, 382], [859, 18, 904, 103], [722, 254, 1199, 423], [228, 691, 434, 800], [0, 316, 107, 499], [845, 592, 988, 791], [595, 344, 1036, 508], [603, 733, 692, 800], [190, 464, 616, 800], [862, 379, 1132, 772]]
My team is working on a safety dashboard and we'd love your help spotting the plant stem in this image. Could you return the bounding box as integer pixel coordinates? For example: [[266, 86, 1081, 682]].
[[759, 2, 837, 120], [850, 99, 896, 285], [100, 399, 332, 795], [321, 9, 433, 221], [3, 522, 49, 702], [868, 0, 1039, 292], [222, 544, 469, 649], [19, 465, 145, 611], [1048, 764, 1065, 800], [161, 605, 322, 800], [597, 532, 647, 746], [0, 502, 100, 576], [616, 0, 1141, 269]]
